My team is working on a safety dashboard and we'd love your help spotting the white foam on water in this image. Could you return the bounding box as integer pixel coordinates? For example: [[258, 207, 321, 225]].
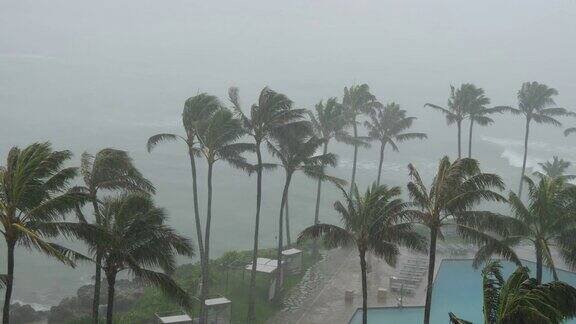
[[481, 135, 576, 171], [12, 299, 51, 312]]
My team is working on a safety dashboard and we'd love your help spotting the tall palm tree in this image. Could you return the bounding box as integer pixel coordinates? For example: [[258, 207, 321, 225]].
[[0, 142, 91, 324], [425, 84, 475, 158], [465, 86, 506, 158], [267, 122, 345, 299], [343, 84, 381, 193], [147, 93, 220, 316], [534, 156, 573, 179], [228, 87, 304, 323], [307, 97, 351, 255], [73, 148, 155, 324], [407, 157, 512, 324], [449, 260, 576, 324], [298, 184, 426, 324], [81, 193, 193, 324], [364, 102, 427, 185], [473, 175, 576, 284], [504, 82, 570, 196], [196, 107, 252, 310]]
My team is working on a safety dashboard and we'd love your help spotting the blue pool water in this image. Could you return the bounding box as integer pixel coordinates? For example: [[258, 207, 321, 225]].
[[350, 259, 576, 323]]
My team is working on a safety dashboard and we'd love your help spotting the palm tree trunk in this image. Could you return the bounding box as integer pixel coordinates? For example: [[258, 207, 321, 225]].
[[423, 226, 438, 324], [468, 119, 474, 158], [105, 272, 116, 324], [202, 161, 214, 321], [359, 248, 368, 324], [535, 241, 543, 284], [285, 195, 291, 246], [92, 253, 102, 323], [91, 200, 102, 324], [312, 141, 329, 257], [350, 120, 359, 193], [377, 142, 385, 186], [2, 241, 15, 324], [188, 146, 207, 323], [518, 118, 531, 196], [457, 120, 462, 159], [247, 143, 263, 322], [274, 171, 293, 301]]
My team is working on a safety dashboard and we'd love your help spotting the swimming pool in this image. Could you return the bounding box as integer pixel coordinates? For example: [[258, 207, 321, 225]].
[[349, 259, 576, 323]]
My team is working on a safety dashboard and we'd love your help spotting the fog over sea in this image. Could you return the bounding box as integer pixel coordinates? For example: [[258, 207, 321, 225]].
[[1, 0, 576, 309]]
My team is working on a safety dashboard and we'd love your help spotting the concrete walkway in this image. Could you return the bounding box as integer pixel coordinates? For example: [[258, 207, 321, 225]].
[[269, 247, 432, 324]]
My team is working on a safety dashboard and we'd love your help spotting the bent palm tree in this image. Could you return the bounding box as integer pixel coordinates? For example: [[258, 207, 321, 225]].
[[343, 84, 381, 193], [449, 260, 576, 324], [364, 102, 427, 185], [228, 87, 303, 323], [147, 93, 220, 316], [425, 84, 473, 158], [84, 193, 193, 324], [307, 98, 351, 255], [534, 156, 573, 179], [474, 175, 576, 284], [504, 82, 570, 196], [268, 122, 345, 299], [74, 149, 155, 324], [0, 143, 90, 324], [465, 86, 506, 158], [196, 108, 252, 309], [407, 157, 512, 324], [298, 184, 426, 324]]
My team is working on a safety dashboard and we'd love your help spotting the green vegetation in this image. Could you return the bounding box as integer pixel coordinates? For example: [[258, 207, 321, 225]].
[[449, 260, 576, 324], [66, 248, 317, 324], [74, 148, 156, 324]]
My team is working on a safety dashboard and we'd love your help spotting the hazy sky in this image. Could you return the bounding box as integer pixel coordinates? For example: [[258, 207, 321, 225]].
[[1, 0, 575, 139]]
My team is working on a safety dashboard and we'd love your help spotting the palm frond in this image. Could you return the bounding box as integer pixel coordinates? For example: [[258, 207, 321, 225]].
[[147, 133, 184, 152]]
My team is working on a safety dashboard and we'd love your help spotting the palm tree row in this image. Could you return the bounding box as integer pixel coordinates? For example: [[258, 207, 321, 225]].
[[2, 81, 574, 324], [426, 81, 574, 197], [145, 84, 428, 322], [1, 143, 191, 324]]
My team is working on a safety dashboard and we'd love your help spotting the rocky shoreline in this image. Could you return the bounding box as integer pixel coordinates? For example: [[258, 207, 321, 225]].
[[8, 279, 144, 324]]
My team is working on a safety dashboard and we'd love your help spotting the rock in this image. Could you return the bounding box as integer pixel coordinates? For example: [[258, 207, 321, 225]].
[[10, 302, 48, 324], [48, 279, 144, 323]]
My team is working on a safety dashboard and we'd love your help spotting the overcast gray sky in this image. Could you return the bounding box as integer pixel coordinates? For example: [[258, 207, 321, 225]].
[[1, 0, 575, 134]]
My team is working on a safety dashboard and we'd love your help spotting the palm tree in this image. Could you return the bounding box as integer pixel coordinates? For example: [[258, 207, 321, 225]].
[[407, 157, 512, 324], [0, 142, 91, 324], [196, 107, 252, 309], [474, 175, 576, 284], [307, 97, 352, 255], [364, 102, 427, 185], [267, 122, 345, 299], [504, 82, 570, 196], [147, 93, 220, 315], [298, 184, 426, 324], [73, 149, 155, 324], [83, 193, 193, 324], [534, 156, 573, 179], [449, 260, 576, 324], [465, 86, 506, 158], [343, 84, 382, 193], [425, 84, 475, 158], [228, 87, 304, 323]]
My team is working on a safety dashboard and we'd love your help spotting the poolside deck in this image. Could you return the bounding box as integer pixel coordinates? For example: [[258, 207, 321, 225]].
[[269, 242, 560, 324]]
